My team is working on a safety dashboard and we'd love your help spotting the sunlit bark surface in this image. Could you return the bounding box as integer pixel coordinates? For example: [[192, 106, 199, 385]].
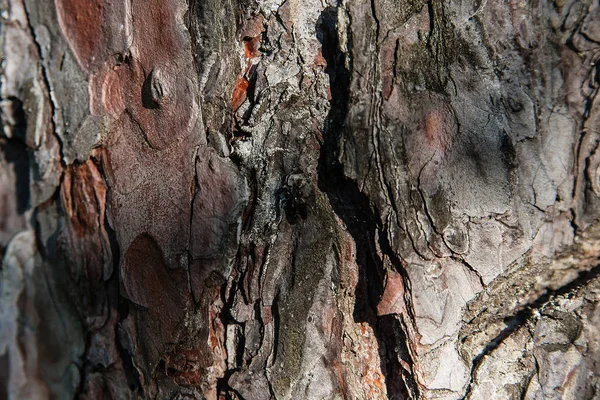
[[1, 0, 600, 399]]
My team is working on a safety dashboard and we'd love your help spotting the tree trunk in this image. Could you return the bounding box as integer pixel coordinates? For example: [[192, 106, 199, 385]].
[[1, 0, 599, 398]]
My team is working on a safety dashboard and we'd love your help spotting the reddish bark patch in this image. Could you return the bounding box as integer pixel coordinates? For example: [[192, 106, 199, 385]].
[[61, 161, 105, 236], [55, 0, 104, 71], [55, 0, 128, 72], [122, 233, 187, 311], [90, 56, 197, 150], [79, 0, 198, 150], [234, 19, 263, 116], [130, 0, 187, 67], [314, 47, 327, 69], [191, 151, 244, 259], [162, 286, 226, 391], [89, 58, 129, 118], [262, 306, 273, 324], [121, 233, 190, 357], [422, 106, 457, 156], [101, 65, 127, 118], [376, 270, 406, 316], [60, 159, 111, 282], [231, 76, 249, 112], [239, 244, 267, 303], [243, 36, 261, 59], [58, 158, 115, 343], [164, 347, 205, 386], [57, 0, 241, 392], [125, 59, 197, 150]]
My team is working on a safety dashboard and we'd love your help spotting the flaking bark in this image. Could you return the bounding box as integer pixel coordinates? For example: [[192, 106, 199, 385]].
[[1, 0, 600, 399]]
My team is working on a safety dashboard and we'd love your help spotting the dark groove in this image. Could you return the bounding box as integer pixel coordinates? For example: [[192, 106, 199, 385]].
[[316, 7, 418, 399], [271, 290, 281, 365], [1, 138, 31, 214]]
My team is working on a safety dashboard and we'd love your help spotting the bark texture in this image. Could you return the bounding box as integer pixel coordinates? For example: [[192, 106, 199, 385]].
[[1, 0, 600, 399]]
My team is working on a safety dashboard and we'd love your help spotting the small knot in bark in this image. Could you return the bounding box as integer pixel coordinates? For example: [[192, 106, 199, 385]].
[[142, 69, 167, 109]]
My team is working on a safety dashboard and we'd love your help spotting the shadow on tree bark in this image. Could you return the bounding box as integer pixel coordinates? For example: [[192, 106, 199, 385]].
[[316, 7, 416, 399]]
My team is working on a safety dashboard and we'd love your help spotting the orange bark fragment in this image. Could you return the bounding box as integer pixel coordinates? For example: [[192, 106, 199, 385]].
[[244, 36, 261, 59], [231, 76, 249, 111], [376, 270, 406, 316], [314, 48, 327, 68]]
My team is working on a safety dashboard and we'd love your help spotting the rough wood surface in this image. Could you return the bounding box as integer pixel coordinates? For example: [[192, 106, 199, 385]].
[[1, 0, 600, 399]]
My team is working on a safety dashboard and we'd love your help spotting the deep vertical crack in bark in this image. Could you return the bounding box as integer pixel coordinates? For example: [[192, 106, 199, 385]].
[[317, 5, 419, 398], [188, 145, 201, 305], [4, 0, 600, 398]]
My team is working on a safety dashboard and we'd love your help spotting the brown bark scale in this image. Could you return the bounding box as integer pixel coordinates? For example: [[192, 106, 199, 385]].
[[1, 0, 600, 399]]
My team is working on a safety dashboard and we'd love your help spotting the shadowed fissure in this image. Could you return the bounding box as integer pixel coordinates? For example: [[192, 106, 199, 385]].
[[316, 7, 417, 399]]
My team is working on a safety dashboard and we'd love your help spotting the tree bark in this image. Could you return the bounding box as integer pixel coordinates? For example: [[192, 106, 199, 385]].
[[1, 0, 600, 399]]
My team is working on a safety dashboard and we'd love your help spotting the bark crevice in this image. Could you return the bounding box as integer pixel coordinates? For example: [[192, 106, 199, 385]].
[[317, 6, 418, 399]]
